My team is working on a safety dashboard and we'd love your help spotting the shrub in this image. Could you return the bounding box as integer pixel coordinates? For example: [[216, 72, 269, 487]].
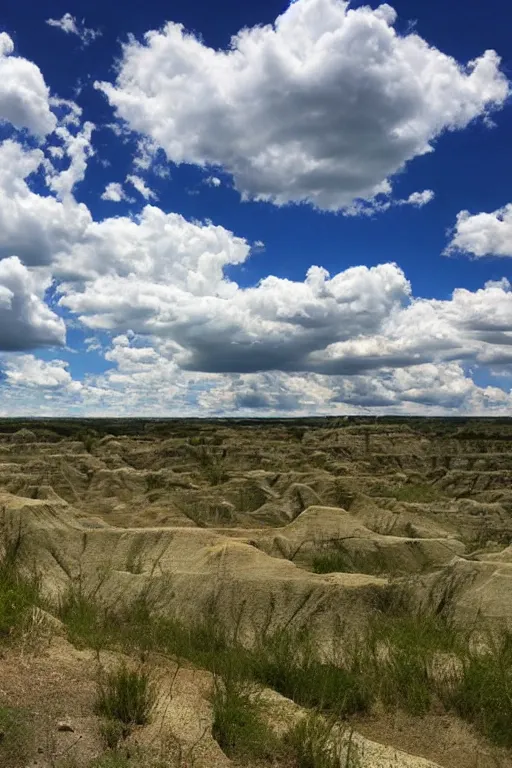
[[95, 664, 155, 726]]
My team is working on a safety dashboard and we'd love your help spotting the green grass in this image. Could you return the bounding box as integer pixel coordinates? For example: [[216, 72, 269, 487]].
[[100, 718, 127, 751], [95, 664, 155, 726], [192, 445, 229, 485], [57, 586, 512, 750], [0, 705, 33, 768], [211, 673, 278, 760], [369, 613, 461, 716], [312, 550, 355, 574], [393, 483, 443, 503], [0, 547, 40, 643], [442, 631, 512, 747], [89, 752, 131, 768], [58, 589, 113, 652], [370, 482, 443, 503], [311, 546, 398, 577], [286, 715, 361, 768], [251, 631, 373, 717]]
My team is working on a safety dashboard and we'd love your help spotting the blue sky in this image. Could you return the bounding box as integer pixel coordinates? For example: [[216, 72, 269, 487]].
[[0, 0, 511, 416]]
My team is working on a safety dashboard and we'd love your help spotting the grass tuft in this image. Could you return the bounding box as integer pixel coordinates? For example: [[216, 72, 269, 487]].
[[286, 714, 361, 768], [211, 674, 277, 760], [442, 631, 512, 747], [58, 588, 112, 653], [100, 718, 128, 751], [95, 664, 155, 726], [0, 548, 40, 644]]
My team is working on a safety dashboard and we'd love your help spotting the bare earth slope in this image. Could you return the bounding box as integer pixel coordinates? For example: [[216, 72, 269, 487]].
[[1, 417, 512, 767]]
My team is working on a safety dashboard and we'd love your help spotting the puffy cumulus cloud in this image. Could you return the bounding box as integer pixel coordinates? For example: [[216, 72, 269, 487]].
[[46, 13, 101, 46], [334, 363, 512, 414], [0, 47, 94, 353], [0, 353, 84, 417], [131, 137, 171, 177], [315, 278, 512, 374], [0, 257, 65, 350], [196, 371, 336, 413], [55, 205, 250, 286], [88, 336, 512, 416], [194, 363, 512, 416], [101, 182, 131, 203], [4, 333, 510, 417], [2, 354, 80, 390], [96, 0, 508, 211], [0, 140, 91, 267], [59, 258, 412, 371], [0, 32, 56, 137], [0, 133, 504, 389], [446, 204, 512, 258], [54, 214, 512, 381]]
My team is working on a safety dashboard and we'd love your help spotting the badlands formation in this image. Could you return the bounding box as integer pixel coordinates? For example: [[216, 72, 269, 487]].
[[1, 417, 512, 768]]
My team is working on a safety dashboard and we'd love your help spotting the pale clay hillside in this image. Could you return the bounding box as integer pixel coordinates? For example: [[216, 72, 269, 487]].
[[1, 417, 512, 768]]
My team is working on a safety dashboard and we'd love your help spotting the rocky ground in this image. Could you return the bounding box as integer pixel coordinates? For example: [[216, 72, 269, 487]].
[[1, 417, 512, 767]]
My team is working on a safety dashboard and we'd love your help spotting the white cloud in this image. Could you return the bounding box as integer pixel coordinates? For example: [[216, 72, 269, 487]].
[[83, 335, 512, 416], [346, 188, 435, 216], [402, 189, 435, 208], [133, 137, 157, 171], [46, 13, 101, 46], [48, 121, 95, 198], [0, 133, 508, 406], [0, 32, 56, 137], [96, 0, 508, 211], [446, 204, 512, 258], [47, 145, 65, 160], [126, 174, 157, 200], [2, 354, 80, 390], [55, 205, 249, 286], [101, 182, 130, 203], [205, 176, 221, 188], [0, 140, 91, 267], [0, 27, 508, 413], [0, 257, 65, 350], [50, 97, 82, 126], [53, 201, 512, 380]]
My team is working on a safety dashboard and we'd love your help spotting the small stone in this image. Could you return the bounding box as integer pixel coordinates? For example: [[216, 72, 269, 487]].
[[57, 721, 74, 733]]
